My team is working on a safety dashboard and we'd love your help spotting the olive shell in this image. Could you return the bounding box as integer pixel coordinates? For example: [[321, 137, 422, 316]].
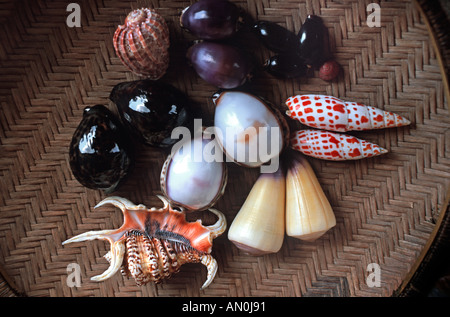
[[180, 0, 241, 40], [187, 41, 253, 89], [264, 54, 308, 79], [297, 15, 330, 67], [69, 105, 134, 193], [253, 20, 300, 54]]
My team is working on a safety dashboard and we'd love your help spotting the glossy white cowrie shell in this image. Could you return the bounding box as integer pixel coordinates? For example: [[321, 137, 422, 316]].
[[212, 91, 289, 168]]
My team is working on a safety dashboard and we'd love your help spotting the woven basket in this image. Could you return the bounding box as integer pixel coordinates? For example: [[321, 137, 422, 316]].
[[0, 0, 449, 297]]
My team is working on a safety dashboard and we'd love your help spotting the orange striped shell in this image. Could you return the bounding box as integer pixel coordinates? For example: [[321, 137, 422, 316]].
[[113, 8, 170, 79], [62, 196, 226, 290]]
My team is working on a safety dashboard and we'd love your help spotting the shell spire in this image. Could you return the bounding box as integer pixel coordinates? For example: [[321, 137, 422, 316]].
[[291, 129, 388, 161], [113, 8, 170, 79], [285, 94, 410, 132]]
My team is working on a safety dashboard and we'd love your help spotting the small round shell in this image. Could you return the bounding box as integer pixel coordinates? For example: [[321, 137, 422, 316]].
[[113, 8, 170, 79]]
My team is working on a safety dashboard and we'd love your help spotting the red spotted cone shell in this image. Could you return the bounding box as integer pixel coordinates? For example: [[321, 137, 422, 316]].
[[113, 8, 170, 79]]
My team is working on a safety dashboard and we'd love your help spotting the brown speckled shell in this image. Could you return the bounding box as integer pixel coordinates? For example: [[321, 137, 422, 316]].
[[116, 230, 204, 286], [113, 8, 170, 79], [115, 200, 215, 286], [63, 196, 226, 289]]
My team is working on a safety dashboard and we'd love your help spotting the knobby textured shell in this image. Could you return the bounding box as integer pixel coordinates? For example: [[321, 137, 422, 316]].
[[113, 8, 170, 79], [62, 196, 227, 290]]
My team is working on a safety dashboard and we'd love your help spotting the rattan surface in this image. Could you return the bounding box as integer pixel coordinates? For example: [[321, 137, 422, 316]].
[[0, 0, 449, 297]]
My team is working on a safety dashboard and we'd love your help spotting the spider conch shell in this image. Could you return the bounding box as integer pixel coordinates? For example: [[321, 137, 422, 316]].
[[62, 196, 226, 290], [113, 8, 170, 79]]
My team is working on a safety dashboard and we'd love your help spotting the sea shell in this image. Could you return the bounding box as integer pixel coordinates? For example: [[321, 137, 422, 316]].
[[113, 8, 170, 79], [290, 129, 388, 161], [264, 54, 308, 79], [109, 79, 192, 147], [180, 0, 242, 40], [62, 196, 227, 290], [285, 151, 336, 241], [187, 41, 253, 89], [285, 94, 410, 132], [69, 105, 134, 193], [253, 20, 300, 54], [297, 15, 330, 67], [212, 91, 289, 169], [227, 166, 285, 255], [160, 129, 227, 211]]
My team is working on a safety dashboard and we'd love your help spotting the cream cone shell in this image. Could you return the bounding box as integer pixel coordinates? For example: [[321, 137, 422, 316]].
[[228, 167, 285, 255], [285, 153, 336, 241]]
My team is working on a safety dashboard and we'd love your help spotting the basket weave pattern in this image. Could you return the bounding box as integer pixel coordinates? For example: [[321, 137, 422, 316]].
[[0, 0, 449, 297]]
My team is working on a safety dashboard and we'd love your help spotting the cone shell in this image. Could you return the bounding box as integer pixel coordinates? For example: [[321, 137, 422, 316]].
[[285, 152, 336, 241], [113, 8, 170, 79], [227, 167, 285, 255]]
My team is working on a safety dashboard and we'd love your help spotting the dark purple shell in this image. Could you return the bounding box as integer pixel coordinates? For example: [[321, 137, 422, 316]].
[[187, 41, 252, 89], [297, 15, 330, 67], [109, 79, 192, 147], [69, 105, 134, 193], [253, 20, 300, 54], [180, 0, 241, 40], [264, 54, 308, 79]]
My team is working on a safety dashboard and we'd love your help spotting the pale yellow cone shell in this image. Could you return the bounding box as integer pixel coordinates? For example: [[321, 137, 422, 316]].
[[228, 167, 285, 255], [285, 152, 336, 241]]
